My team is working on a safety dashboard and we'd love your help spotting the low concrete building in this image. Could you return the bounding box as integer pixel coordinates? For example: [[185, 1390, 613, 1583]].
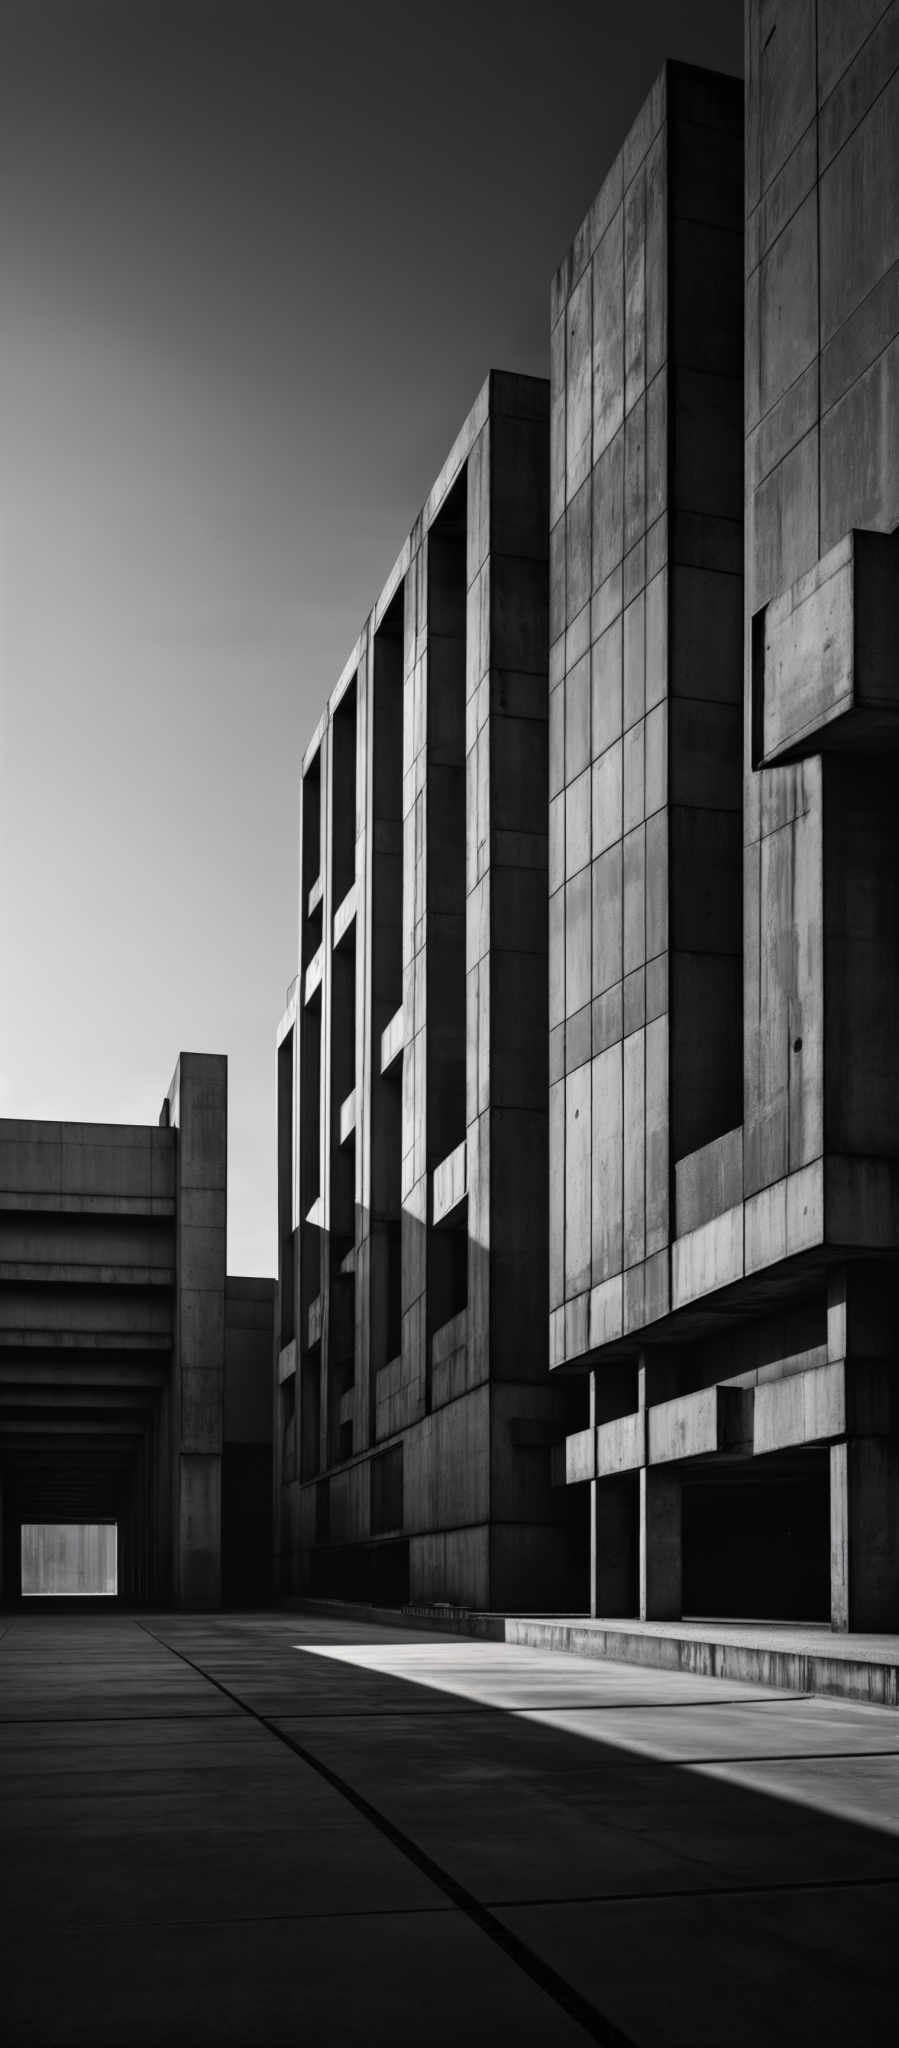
[[275, 373, 585, 1609], [554, 14, 899, 1631], [0, 1053, 274, 1607]]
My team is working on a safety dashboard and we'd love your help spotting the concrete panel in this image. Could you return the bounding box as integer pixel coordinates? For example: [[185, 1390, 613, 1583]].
[[820, 64, 899, 344], [177, 1453, 221, 1609], [672, 1206, 743, 1310], [755, 1360, 846, 1455], [676, 1128, 744, 1236], [648, 1385, 754, 1464], [591, 1042, 623, 1283], [597, 1409, 643, 1476], [566, 1426, 597, 1484], [432, 1141, 467, 1227], [564, 1065, 591, 1299], [756, 530, 899, 763]]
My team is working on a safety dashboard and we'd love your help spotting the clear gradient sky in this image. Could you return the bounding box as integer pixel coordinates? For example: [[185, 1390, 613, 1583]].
[[0, 0, 742, 1273]]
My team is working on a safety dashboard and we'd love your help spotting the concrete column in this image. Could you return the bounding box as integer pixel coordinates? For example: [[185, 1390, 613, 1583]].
[[830, 1437, 899, 1632], [596, 1476, 637, 1617], [165, 1052, 227, 1611], [639, 1467, 682, 1619], [637, 1352, 683, 1619], [828, 1264, 899, 1631], [587, 1373, 598, 1616], [589, 1475, 598, 1617]]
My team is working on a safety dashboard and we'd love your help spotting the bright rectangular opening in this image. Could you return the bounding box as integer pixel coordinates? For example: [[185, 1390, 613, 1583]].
[[20, 1522, 118, 1597]]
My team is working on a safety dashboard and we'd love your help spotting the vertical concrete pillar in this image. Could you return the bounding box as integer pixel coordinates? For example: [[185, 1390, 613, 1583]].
[[830, 1438, 899, 1632], [165, 1052, 227, 1610], [828, 1264, 899, 1631], [588, 1374, 598, 1615], [638, 1353, 682, 1620], [639, 1468, 682, 1620], [596, 1476, 638, 1618]]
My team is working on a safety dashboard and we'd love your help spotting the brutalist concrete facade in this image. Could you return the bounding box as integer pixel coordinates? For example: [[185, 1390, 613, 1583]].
[[0, 1053, 274, 1607], [277, 11, 899, 1629], [556, 13, 899, 1631], [275, 373, 585, 1610]]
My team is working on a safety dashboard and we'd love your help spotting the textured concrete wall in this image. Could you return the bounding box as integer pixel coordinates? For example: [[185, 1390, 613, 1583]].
[[555, 12, 899, 1632], [745, 0, 899, 1202], [277, 374, 582, 1611], [549, 64, 744, 1375], [224, 1277, 275, 1444]]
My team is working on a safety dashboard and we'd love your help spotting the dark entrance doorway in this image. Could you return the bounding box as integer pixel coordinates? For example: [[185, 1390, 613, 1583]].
[[682, 1449, 830, 1621]]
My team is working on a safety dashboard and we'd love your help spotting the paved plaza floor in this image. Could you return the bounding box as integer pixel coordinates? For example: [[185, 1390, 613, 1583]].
[[2, 1608, 899, 2043]]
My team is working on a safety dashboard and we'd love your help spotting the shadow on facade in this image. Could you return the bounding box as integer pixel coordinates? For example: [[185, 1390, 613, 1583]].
[[277, 1206, 588, 1615]]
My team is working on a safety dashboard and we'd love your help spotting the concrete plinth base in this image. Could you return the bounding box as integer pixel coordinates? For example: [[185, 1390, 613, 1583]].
[[288, 1599, 899, 1707]]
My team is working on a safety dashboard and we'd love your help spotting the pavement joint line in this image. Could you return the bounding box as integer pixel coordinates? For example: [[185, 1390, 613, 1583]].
[[137, 1619, 637, 2048], [265, 1736, 899, 1768], [266, 1694, 816, 1715], [483, 1871, 899, 1909], [2, 1903, 462, 1931], [0, 1703, 244, 1720], [153, 1693, 815, 1717], [679, 1749, 899, 1767], [0, 1713, 246, 1726], [7, 1872, 899, 1935]]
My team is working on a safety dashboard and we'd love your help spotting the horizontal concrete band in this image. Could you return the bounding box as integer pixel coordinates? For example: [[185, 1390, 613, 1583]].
[[565, 1359, 889, 1483], [288, 1599, 899, 1708]]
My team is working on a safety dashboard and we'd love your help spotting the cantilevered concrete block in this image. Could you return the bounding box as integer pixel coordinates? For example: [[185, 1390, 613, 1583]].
[[648, 1385, 754, 1465], [753, 528, 899, 766]]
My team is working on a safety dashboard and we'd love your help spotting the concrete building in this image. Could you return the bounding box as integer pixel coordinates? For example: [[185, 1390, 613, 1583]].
[[0, 1053, 273, 1607], [554, 13, 899, 1631], [276, 7, 899, 1631], [275, 373, 585, 1609]]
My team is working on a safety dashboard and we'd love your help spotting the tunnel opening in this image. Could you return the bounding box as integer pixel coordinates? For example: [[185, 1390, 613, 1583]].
[[20, 1520, 118, 1598]]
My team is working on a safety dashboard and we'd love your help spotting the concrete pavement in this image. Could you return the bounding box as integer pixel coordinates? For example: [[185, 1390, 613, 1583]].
[[2, 1609, 899, 2043]]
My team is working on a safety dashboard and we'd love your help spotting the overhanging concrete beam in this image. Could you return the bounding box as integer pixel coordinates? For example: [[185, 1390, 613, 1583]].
[[753, 528, 899, 767], [648, 1385, 754, 1465]]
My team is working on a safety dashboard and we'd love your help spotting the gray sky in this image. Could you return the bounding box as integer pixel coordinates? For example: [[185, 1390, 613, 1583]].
[[0, 0, 742, 1274]]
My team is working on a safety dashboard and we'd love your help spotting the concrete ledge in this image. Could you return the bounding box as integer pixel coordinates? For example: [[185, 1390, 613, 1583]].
[[286, 1600, 899, 1706], [303, 946, 323, 1005], [277, 1341, 296, 1385], [307, 1293, 323, 1347], [649, 1384, 754, 1464], [566, 1425, 597, 1483], [432, 1140, 467, 1226], [596, 1409, 642, 1475], [379, 1006, 404, 1076], [338, 1091, 356, 1147], [754, 528, 899, 767], [332, 884, 357, 952]]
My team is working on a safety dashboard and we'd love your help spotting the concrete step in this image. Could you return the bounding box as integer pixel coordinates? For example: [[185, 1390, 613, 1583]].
[[287, 1599, 899, 1707]]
